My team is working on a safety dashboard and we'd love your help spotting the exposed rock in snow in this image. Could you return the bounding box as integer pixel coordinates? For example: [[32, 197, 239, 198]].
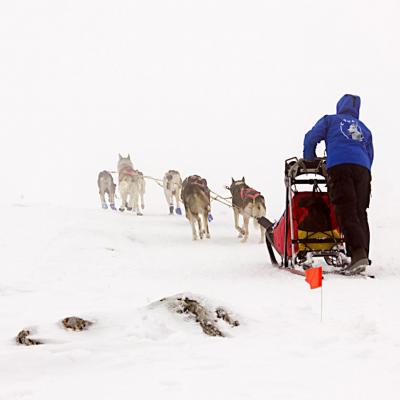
[[154, 293, 240, 337], [61, 317, 94, 331], [215, 307, 240, 327], [16, 330, 42, 346]]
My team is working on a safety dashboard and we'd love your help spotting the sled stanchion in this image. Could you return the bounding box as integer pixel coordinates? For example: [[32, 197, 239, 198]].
[[288, 176, 296, 266], [284, 185, 289, 268]]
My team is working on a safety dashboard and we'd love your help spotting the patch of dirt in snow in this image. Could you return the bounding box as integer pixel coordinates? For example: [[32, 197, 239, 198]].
[[148, 293, 240, 337]]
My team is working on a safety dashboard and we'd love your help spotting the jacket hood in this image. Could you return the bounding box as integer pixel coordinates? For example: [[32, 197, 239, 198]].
[[336, 94, 360, 118]]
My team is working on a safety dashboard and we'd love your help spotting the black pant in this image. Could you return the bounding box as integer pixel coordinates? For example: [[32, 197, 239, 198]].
[[327, 164, 371, 257]]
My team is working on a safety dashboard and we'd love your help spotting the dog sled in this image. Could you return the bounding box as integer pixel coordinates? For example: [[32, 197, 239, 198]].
[[261, 157, 351, 275]]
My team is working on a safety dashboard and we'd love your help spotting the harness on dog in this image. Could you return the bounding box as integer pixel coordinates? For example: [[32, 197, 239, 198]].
[[186, 175, 210, 193], [120, 167, 142, 177], [240, 188, 261, 200]]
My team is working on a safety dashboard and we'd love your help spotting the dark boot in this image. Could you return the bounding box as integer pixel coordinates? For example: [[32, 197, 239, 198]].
[[344, 248, 368, 275]]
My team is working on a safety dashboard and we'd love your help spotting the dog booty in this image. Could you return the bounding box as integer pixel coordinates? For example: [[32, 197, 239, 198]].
[[110, 203, 116, 210], [175, 207, 182, 215], [169, 205, 174, 214], [208, 213, 213, 222], [102, 203, 108, 209]]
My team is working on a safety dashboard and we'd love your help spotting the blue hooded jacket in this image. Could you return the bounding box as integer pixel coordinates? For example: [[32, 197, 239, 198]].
[[303, 94, 374, 170]]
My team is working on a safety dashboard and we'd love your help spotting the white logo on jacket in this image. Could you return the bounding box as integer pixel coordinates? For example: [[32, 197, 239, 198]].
[[340, 119, 364, 142]]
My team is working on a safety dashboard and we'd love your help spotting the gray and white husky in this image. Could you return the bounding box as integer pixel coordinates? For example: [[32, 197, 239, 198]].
[[117, 154, 146, 215], [97, 170, 116, 210], [181, 175, 211, 240], [163, 170, 182, 215], [227, 177, 266, 243]]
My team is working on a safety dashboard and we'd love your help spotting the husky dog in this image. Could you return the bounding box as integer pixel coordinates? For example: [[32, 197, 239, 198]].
[[163, 170, 182, 215], [228, 177, 266, 243], [117, 154, 146, 215], [181, 175, 211, 240], [97, 170, 116, 210]]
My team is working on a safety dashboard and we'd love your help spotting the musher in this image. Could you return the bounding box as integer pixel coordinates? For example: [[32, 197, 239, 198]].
[[303, 94, 374, 275]]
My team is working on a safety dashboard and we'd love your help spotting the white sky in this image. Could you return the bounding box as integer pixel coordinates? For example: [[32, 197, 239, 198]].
[[1, 0, 399, 216]]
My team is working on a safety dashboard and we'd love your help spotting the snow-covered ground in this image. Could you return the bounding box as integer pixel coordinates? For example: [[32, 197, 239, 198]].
[[1, 195, 399, 400]]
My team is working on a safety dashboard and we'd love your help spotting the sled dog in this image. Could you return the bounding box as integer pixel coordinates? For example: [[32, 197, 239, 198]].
[[163, 170, 183, 215], [117, 154, 146, 215], [181, 175, 211, 240], [228, 177, 266, 243], [97, 170, 116, 210]]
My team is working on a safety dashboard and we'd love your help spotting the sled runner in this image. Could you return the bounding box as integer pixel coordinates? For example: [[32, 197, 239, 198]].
[[263, 157, 349, 273]]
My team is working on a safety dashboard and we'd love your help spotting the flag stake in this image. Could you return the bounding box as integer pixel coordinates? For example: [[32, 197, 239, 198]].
[[320, 284, 323, 323], [304, 266, 323, 322]]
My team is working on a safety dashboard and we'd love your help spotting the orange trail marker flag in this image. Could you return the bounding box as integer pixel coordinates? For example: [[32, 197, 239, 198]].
[[305, 266, 323, 289]]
